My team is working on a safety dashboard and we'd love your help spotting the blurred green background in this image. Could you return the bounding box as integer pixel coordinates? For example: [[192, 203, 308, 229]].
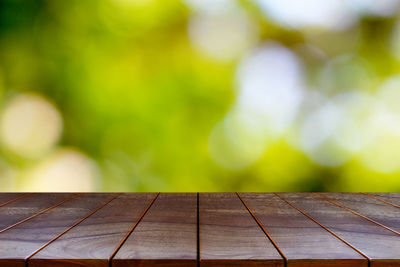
[[1, 0, 400, 192]]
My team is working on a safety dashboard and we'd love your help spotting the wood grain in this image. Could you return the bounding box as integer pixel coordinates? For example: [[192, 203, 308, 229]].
[[368, 193, 400, 207], [1, 193, 400, 266], [320, 193, 400, 234], [281, 193, 400, 267], [112, 193, 197, 267], [239, 193, 366, 267], [200, 193, 283, 267], [29, 193, 157, 267], [0, 193, 29, 207], [0, 193, 77, 232], [0, 193, 118, 267]]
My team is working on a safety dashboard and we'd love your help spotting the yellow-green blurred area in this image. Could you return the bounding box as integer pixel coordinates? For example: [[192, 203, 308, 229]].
[[2, 0, 400, 192]]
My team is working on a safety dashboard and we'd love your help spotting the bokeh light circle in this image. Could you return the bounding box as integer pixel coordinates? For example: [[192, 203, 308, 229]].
[[360, 76, 400, 173], [300, 91, 376, 167], [188, 8, 258, 61], [256, 0, 356, 31], [0, 94, 63, 159], [236, 42, 305, 135], [208, 109, 269, 170], [23, 149, 100, 192]]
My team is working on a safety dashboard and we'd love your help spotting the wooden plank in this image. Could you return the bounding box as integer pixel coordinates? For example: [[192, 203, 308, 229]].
[[29, 193, 157, 267], [368, 193, 400, 207], [199, 193, 283, 267], [239, 193, 366, 267], [0, 193, 29, 207], [0, 193, 77, 232], [0, 193, 118, 267], [320, 193, 400, 234], [280, 193, 400, 267], [112, 193, 197, 267]]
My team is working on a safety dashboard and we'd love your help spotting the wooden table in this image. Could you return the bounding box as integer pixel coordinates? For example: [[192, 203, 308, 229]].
[[1, 193, 400, 267]]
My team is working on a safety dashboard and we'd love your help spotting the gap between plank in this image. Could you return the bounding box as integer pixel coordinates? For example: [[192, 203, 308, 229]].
[[275, 193, 371, 266], [26, 193, 122, 265], [197, 192, 200, 267], [0, 193, 82, 234], [108, 192, 160, 266], [314, 193, 400, 237], [236, 192, 288, 267], [362, 193, 400, 209], [0, 193, 33, 208]]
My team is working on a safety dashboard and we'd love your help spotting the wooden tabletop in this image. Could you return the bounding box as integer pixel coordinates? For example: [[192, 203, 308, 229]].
[[1, 193, 400, 266]]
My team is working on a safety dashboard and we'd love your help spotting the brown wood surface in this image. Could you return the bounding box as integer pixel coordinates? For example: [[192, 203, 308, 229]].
[[321, 193, 400, 235], [239, 193, 367, 267], [199, 193, 283, 267], [0, 193, 118, 267], [29, 193, 157, 267], [280, 193, 400, 267], [0, 193, 29, 207], [0, 193, 77, 232], [112, 193, 197, 267], [0, 193, 399, 266], [369, 193, 400, 207]]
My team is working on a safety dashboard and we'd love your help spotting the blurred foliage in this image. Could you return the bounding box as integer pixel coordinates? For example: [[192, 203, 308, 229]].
[[1, 0, 400, 192]]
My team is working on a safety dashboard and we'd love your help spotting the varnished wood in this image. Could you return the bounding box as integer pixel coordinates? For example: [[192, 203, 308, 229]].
[[281, 193, 400, 267], [0, 193, 29, 207], [0, 193, 399, 266], [321, 193, 400, 235], [112, 193, 197, 267], [368, 193, 400, 207], [200, 193, 283, 267], [0, 193, 118, 267], [0, 193, 77, 232], [29, 193, 157, 267], [239, 193, 367, 267]]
